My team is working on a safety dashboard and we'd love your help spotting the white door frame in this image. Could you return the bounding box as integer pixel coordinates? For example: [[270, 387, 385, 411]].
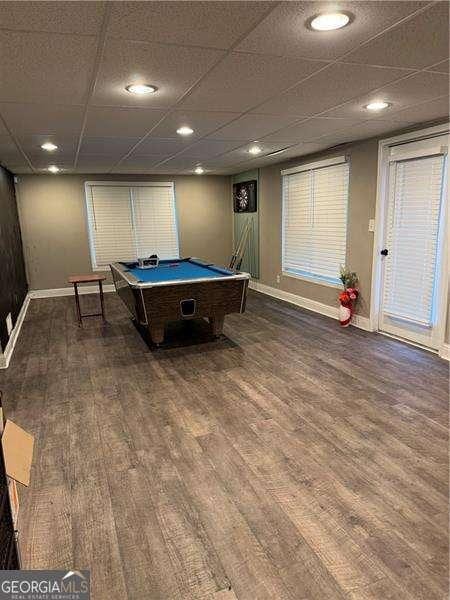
[[370, 122, 450, 358]]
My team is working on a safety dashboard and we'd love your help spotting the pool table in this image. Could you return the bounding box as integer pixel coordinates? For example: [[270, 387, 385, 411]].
[[111, 258, 250, 345]]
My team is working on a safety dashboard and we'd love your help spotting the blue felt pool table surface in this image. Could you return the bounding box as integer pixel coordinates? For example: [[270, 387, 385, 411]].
[[124, 258, 235, 283]]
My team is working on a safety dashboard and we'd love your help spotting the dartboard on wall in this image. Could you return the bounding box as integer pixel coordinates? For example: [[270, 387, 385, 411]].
[[233, 180, 257, 213]]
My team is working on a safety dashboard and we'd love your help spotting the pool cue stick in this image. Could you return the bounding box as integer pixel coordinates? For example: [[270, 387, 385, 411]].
[[229, 219, 248, 269], [234, 218, 252, 269], [233, 220, 250, 267]]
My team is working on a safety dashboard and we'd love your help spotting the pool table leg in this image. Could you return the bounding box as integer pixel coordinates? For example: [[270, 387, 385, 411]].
[[149, 324, 165, 346], [209, 314, 225, 337]]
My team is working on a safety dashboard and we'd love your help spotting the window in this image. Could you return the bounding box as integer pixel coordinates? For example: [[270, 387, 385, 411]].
[[282, 156, 350, 285], [85, 182, 179, 269]]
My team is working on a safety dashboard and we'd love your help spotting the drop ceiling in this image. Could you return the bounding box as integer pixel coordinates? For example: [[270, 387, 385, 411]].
[[0, 0, 448, 176]]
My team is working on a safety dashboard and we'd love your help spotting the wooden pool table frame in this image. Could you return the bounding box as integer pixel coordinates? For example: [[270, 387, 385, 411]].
[[110, 259, 250, 345]]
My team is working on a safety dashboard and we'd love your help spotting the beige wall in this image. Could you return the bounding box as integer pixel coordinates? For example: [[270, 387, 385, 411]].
[[16, 174, 232, 290], [259, 139, 378, 317]]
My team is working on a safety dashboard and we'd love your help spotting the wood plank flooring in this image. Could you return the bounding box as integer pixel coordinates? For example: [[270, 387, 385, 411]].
[[0, 291, 448, 600]]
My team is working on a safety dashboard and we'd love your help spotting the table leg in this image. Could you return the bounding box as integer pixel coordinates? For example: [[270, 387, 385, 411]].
[[209, 315, 225, 337], [73, 283, 82, 326], [98, 280, 105, 321]]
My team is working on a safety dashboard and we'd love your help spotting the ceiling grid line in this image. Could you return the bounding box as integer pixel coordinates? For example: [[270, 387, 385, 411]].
[[73, 3, 113, 169]]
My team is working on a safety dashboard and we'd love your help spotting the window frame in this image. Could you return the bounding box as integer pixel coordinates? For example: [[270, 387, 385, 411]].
[[84, 181, 179, 271], [281, 155, 350, 288]]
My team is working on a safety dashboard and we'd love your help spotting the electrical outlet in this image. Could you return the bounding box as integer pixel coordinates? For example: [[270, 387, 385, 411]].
[[6, 313, 13, 336], [368, 218, 375, 232], [276, 274, 281, 284]]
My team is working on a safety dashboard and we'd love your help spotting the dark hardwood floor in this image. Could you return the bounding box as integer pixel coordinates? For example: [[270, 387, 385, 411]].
[[0, 291, 448, 600]]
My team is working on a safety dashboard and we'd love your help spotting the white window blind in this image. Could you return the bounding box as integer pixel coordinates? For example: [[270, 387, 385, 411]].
[[383, 154, 445, 326], [282, 159, 349, 284], [86, 183, 179, 268], [132, 186, 179, 259]]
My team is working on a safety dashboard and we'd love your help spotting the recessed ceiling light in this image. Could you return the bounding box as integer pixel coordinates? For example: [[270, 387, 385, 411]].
[[41, 142, 58, 152], [48, 165, 60, 173], [248, 145, 262, 155], [194, 166, 205, 175], [125, 83, 158, 95], [177, 126, 194, 136], [365, 101, 391, 111], [310, 12, 350, 31]]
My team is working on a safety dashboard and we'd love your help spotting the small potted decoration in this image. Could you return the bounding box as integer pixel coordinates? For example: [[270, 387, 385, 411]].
[[338, 266, 359, 327]]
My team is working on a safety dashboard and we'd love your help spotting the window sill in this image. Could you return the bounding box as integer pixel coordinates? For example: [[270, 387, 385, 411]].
[[282, 270, 342, 289]]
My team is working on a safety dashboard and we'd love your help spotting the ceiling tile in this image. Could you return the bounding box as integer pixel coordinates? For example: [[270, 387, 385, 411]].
[[110, 167, 156, 174], [84, 107, 167, 137], [344, 2, 449, 69], [204, 141, 292, 167], [257, 62, 408, 116], [79, 136, 140, 155], [150, 110, 239, 139], [314, 119, 412, 147], [76, 156, 118, 172], [381, 96, 449, 124], [341, 119, 414, 140], [177, 139, 248, 159], [426, 59, 450, 74], [4, 166, 34, 175], [0, 104, 84, 136], [277, 141, 331, 158], [180, 52, 327, 112], [0, 118, 8, 136], [196, 151, 248, 168], [131, 138, 191, 157], [0, 31, 97, 104], [207, 113, 303, 140], [0, 135, 21, 157], [157, 155, 211, 171], [322, 71, 449, 119], [107, 1, 274, 49], [236, 1, 426, 61], [30, 158, 75, 170], [119, 155, 179, 170], [261, 116, 363, 143], [0, 1, 105, 35], [17, 135, 78, 158], [92, 38, 224, 108]]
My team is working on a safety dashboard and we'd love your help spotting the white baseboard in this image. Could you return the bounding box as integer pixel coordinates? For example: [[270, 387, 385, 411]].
[[350, 313, 372, 332], [439, 342, 450, 361], [249, 280, 373, 332], [0, 294, 31, 369], [28, 284, 115, 299], [0, 284, 116, 368]]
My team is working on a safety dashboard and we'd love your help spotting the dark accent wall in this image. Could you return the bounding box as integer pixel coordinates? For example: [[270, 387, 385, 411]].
[[0, 167, 28, 351]]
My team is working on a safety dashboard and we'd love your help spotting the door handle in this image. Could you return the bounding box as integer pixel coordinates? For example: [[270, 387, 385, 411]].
[[380, 249, 389, 256]]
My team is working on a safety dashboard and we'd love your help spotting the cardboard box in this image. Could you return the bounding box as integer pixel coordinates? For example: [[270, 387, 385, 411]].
[[1, 420, 34, 487]]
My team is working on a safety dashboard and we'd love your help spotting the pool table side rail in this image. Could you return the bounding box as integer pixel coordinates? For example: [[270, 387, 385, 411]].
[[110, 261, 250, 288]]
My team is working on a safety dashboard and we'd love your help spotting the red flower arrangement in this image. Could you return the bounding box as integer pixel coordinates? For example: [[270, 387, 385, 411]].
[[338, 267, 359, 327]]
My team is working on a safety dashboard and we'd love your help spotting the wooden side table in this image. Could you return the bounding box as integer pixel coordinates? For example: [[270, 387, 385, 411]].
[[68, 274, 106, 326]]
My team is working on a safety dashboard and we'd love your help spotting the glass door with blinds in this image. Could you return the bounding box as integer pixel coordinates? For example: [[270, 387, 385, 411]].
[[379, 135, 448, 349]]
